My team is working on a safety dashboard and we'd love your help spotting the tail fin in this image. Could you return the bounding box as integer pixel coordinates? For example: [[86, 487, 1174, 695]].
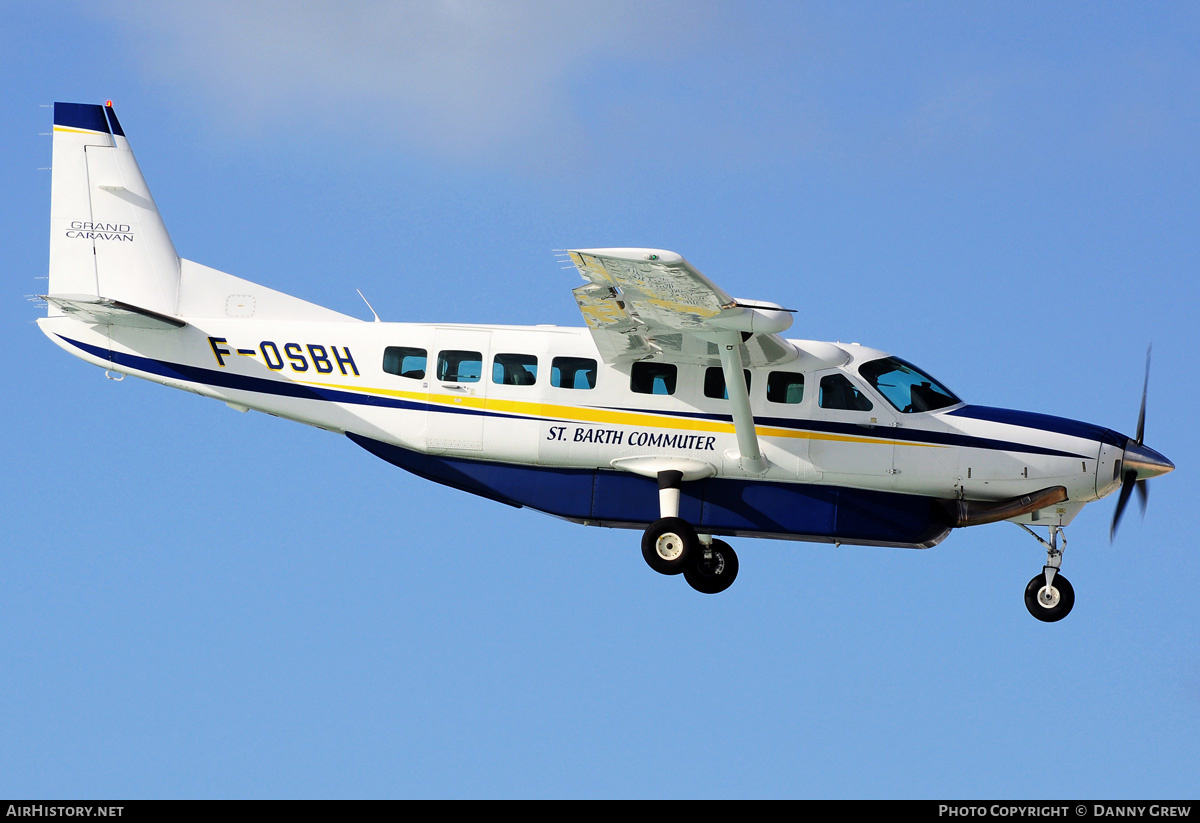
[[48, 102, 180, 318]]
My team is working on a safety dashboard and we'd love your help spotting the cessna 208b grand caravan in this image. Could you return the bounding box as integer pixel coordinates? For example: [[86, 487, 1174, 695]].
[[39, 102, 1175, 621]]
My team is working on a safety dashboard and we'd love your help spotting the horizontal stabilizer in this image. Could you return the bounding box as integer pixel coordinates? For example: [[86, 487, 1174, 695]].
[[41, 294, 186, 329]]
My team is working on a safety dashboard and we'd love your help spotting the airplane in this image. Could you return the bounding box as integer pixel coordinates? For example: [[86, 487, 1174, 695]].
[[37, 101, 1175, 621]]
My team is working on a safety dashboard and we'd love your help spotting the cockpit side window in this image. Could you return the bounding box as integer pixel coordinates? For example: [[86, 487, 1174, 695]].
[[859, 357, 959, 413], [819, 373, 873, 411]]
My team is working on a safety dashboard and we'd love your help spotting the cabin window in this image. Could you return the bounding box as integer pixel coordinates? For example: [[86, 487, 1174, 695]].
[[437, 350, 482, 382], [819, 373, 873, 411], [492, 353, 538, 386], [858, 356, 960, 413], [551, 357, 597, 390], [630, 362, 677, 396], [703, 367, 751, 400], [383, 346, 427, 379], [767, 371, 805, 404]]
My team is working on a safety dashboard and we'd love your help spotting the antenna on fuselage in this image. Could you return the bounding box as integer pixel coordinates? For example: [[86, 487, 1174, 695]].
[[356, 289, 382, 322]]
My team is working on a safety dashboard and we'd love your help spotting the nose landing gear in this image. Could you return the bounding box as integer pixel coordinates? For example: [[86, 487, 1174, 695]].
[[1017, 524, 1075, 622], [1024, 572, 1075, 622]]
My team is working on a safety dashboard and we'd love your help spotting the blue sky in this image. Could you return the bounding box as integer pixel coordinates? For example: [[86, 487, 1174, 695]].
[[3, 1, 1198, 798]]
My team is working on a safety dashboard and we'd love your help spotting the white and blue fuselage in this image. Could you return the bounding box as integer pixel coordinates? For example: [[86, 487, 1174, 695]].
[[38, 101, 1173, 616], [41, 312, 1131, 547]]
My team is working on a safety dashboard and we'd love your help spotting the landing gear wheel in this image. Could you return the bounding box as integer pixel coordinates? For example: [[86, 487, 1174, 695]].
[[1024, 572, 1075, 622], [684, 539, 739, 594], [641, 517, 699, 575]]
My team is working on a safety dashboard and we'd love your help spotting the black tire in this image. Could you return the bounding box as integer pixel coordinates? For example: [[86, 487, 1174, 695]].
[[641, 517, 699, 575], [684, 539, 739, 594], [1024, 572, 1075, 622]]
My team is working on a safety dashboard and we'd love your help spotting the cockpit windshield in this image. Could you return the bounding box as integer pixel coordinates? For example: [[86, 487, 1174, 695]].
[[859, 357, 960, 413]]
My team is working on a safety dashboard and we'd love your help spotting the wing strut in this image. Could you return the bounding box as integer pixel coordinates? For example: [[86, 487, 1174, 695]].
[[717, 331, 768, 475]]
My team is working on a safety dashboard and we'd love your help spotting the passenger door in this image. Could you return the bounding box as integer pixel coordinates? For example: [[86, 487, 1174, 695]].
[[427, 328, 491, 453]]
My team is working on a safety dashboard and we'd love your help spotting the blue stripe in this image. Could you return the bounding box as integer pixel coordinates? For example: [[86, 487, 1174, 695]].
[[54, 102, 110, 133], [599, 404, 1091, 459], [947, 405, 1125, 448], [763, 415, 1091, 458], [61, 336, 1099, 458], [59, 335, 540, 422]]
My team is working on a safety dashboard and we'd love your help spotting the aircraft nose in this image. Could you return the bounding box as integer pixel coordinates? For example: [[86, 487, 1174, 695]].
[[1123, 441, 1174, 481]]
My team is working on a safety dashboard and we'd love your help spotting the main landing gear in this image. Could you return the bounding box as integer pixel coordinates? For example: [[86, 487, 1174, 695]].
[[1017, 523, 1074, 622], [642, 471, 740, 594], [641, 518, 740, 594]]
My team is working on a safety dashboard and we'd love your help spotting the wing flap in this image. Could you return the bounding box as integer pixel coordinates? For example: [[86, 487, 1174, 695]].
[[572, 282, 657, 362]]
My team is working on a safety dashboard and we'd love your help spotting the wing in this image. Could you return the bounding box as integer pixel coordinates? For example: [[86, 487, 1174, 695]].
[[566, 248, 796, 368], [566, 248, 798, 475]]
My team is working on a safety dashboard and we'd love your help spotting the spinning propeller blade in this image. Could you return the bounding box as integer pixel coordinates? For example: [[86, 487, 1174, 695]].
[[1110, 347, 1174, 541], [1110, 471, 1137, 541]]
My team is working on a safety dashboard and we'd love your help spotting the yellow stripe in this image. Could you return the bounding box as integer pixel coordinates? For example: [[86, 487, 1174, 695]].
[[52, 126, 107, 135], [292, 377, 944, 449]]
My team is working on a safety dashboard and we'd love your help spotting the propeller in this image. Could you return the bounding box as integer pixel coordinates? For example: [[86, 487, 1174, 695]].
[[1110, 347, 1174, 541]]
